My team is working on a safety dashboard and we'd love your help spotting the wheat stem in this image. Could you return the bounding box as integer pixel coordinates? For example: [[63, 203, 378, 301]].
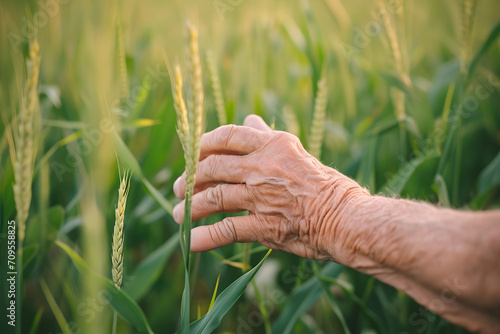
[[174, 23, 206, 333], [460, 0, 478, 75], [283, 105, 299, 137], [116, 19, 129, 100], [112, 311, 118, 334], [379, 1, 403, 77]]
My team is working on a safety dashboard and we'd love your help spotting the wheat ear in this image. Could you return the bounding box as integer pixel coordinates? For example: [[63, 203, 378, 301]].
[[308, 77, 328, 159], [206, 50, 227, 126], [112, 170, 130, 289], [13, 40, 41, 244], [185, 22, 204, 198], [173, 64, 189, 147]]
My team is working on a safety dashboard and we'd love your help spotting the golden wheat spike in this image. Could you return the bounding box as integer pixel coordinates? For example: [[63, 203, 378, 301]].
[[185, 22, 204, 198], [309, 77, 328, 159], [206, 50, 227, 126], [14, 40, 41, 244], [112, 170, 130, 289], [173, 64, 189, 146]]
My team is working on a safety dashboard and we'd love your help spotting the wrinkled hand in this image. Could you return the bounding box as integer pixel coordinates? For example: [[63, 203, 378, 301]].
[[173, 115, 368, 261]]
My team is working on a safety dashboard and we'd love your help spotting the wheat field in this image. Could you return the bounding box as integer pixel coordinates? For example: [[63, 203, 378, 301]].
[[1, 0, 500, 333]]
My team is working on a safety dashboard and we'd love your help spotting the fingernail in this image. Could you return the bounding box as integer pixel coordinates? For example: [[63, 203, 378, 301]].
[[173, 177, 181, 197], [173, 204, 183, 224], [190, 228, 200, 252]]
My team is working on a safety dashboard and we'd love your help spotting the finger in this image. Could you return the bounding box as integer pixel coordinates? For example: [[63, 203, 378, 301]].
[[173, 172, 218, 198], [199, 124, 271, 160], [173, 154, 247, 199], [173, 184, 252, 224], [243, 114, 272, 132], [190, 216, 256, 252]]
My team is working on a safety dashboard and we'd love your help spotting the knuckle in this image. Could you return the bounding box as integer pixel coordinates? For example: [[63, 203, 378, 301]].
[[275, 131, 301, 147], [286, 132, 301, 146], [215, 124, 237, 147], [224, 124, 237, 149], [202, 155, 220, 180], [208, 217, 237, 245], [222, 217, 238, 241], [205, 185, 225, 210]]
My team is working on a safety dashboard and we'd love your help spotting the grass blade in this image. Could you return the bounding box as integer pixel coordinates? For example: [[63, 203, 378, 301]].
[[383, 152, 439, 196], [180, 250, 272, 334], [272, 262, 343, 334], [376, 71, 415, 98], [22, 244, 38, 269], [114, 131, 174, 215], [467, 21, 500, 80], [40, 279, 71, 334], [252, 279, 271, 334], [56, 241, 154, 333], [312, 263, 350, 334], [314, 265, 385, 333], [434, 174, 451, 207], [28, 307, 43, 334], [478, 149, 500, 194], [208, 274, 221, 312], [124, 233, 179, 301]]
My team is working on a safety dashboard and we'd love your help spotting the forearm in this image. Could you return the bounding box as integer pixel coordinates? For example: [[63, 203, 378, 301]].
[[327, 193, 500, 332]]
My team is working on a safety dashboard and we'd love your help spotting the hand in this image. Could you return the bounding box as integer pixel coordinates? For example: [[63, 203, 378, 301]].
[[174, 115, 500, 333], [173, 115, 369, 261]]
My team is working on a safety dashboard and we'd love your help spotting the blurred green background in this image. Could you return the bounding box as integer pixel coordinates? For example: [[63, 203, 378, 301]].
[[1, 0, 500, 333]]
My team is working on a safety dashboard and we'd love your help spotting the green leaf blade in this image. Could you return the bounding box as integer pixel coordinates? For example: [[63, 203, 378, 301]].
[[56, 241, 154, 333], [180, 249, 272, 334], [123, 234, 178, 301], [272, 262, 343, 334]]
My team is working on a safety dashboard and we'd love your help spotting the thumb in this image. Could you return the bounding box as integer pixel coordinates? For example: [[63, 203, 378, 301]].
[[243, 114, 272, 132], [190, 216, 254, 252]]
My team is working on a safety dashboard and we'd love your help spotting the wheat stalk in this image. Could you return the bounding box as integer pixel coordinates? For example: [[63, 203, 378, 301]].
[[283, 105, 299, 137], [460, 0, 478, 74], [172, 23, 206, 332], [379, 0, 408, 122], [206, 50, 227, 126], [379, 1, 403, 77], [112, 170, 130, 289], [116, 19, 129, 100], [13, 40, 41, 244], [324, 0, 351, 32], [308, 77, 328, 159]]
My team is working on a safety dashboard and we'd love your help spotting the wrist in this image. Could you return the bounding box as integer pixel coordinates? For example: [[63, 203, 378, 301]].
[[330, 194, 392, 268], [329, 193, 440, 274], [316, 175, 407, 272], [311, 173, 371, 263]]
